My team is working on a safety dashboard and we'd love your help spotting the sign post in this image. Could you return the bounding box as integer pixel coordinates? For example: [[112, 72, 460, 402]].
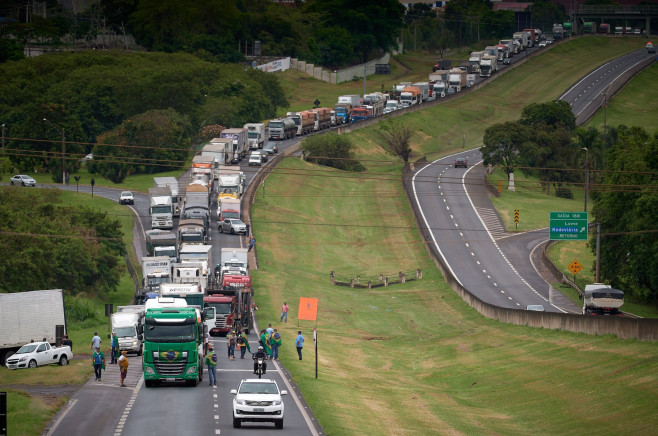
[[569, 259, 583, 287], [549, 212, 588, 240]]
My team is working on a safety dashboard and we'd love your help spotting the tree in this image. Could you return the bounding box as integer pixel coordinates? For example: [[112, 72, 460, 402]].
[[481, 122, 531, 176], [301, 133, 364, 172], [307, 0, 405, 63], [378, 119, 414, 163], [592, 127, 658, 302], [520, 100, 576, 131]]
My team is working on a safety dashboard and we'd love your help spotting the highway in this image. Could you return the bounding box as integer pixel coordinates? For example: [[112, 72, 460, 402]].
[[40, 44, 654, 435], [46, 135, 323, 436]]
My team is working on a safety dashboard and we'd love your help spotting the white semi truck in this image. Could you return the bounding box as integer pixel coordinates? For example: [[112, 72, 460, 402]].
[[244, 123, 266, 150], [148, 187, 174, 229]]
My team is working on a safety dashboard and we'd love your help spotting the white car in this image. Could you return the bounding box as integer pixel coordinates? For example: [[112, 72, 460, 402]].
[[119, 191, 134, 205], [231, 378, 287, 429], [10, 174, 36, 187], [5, 341, 72, 369], [248, 152, 264, 166]]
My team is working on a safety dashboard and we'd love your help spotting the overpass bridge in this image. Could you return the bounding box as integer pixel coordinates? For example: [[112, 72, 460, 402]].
[[573, 5, 658, 35]]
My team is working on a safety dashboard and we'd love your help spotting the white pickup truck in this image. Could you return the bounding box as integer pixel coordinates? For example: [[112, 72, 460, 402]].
[[5, 341, 73, 369]]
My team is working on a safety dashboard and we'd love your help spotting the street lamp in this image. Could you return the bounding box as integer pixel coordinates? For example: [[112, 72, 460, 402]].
[[582, 147, 589, 213], [43, 118, 66, 185]]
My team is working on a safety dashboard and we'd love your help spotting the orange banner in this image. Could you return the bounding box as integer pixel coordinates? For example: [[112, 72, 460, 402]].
[[298, 297, 319, 321]]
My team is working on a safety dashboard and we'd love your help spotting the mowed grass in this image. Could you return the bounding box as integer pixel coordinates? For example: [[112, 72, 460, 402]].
[[251, 158, 658, 435], [587, 60, 658, 134]]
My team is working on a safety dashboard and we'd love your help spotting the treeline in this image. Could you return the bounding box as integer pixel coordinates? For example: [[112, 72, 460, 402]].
[[1, 0, 405, 67], [480, 101, 658, 303], [0, 51, 288, 182], [0, 187, 125, 295]]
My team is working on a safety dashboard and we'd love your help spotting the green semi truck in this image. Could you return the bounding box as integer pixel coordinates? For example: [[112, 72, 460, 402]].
[[140, 305, 205, 387]]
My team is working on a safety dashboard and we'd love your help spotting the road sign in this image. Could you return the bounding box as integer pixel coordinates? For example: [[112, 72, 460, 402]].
[[497, 180, 502, 193], [569, 259, 583, 274], [549, 211, 588, 240], [514, 210, 519, 223]]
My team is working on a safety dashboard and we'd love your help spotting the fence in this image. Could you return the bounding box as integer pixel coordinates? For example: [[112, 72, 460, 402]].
[[290, 53, 391, 84], [330, 269, 422, 289]]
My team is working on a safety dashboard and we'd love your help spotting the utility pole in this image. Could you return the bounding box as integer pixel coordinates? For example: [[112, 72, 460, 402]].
[[582, 147, 589, 212], [61, 127, 66, 186], [1, 124, 5, 156]]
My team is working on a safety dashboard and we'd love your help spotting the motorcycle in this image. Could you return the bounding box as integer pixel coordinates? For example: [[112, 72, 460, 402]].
[[256, 358, 264, 378]]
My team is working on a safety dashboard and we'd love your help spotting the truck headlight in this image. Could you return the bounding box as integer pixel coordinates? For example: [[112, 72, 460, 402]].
[[145, 366, 155, 374], [186, 366, 197, 375]]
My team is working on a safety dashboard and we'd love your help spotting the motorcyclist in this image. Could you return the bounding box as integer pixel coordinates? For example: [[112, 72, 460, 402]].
[[252, 346, 268, 374]]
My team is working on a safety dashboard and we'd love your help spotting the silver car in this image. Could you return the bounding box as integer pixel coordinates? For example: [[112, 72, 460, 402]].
[[10, 175, 36, 187], [219, 218, 247, 235]]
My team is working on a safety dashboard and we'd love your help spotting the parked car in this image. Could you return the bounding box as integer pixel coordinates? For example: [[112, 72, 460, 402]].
[[9, 174, 36, 187], [219, 218, 247, 235], [231, 378, 287, 429], [5, 341, 72, 369], [262, 142, 279, 155], [119, 191, 134, 205], [454, 158, 468, 168]]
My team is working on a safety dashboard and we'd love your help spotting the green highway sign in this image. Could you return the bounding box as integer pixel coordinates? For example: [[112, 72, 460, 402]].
[[549, 212, 589, 240]]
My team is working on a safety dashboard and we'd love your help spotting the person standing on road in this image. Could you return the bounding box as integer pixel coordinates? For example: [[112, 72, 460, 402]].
[[259, 329, 272, 357], [118, 351, 129, 387], [92, 348, 105, 381], [238, 331, 250, 358], [271, 329, 281, 360], [227, 331, 237, 360], [205, 346, 217, 386], [91, 332, 101, 353], [266, 323, 274, 336], [295, 330, 304, 360], [110, 332, 119, 364], [280, 302, 289, 323], [248, 237, 255, 252]]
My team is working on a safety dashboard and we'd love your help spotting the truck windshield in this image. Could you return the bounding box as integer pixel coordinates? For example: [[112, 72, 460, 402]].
[[151, 206, 171, 214], [147, 276, 170, 288], [115, 326, 136, 338], [222, 212, 239, 219], [180, 234, 204, 243], [144, 323, 196, 342], [248, 132, 258, 138], [154, 247, 177, 257], [205, 302, 233, 315], [220, 186, 239, 194], [269, 122, 283, 128]]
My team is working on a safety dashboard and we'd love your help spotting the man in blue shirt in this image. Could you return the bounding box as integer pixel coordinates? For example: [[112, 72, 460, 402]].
[[295, 331, 304, 360]]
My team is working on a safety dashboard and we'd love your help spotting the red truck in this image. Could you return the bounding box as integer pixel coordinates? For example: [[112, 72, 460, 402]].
[[203, 294, 237, 336], [221, 274, 254, 334]]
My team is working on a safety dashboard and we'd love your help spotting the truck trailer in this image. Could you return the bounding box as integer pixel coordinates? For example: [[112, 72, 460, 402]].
[[582, 284, 624, 315], [0, 289, 67, 365], [244, 123, 266, 150]]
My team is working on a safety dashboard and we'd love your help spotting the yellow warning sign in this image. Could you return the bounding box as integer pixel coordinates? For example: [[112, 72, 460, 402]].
[[569, 260, 583, 275]]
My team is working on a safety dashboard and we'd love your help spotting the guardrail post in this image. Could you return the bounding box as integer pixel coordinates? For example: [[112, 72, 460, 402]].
[[384, 277, 389, 286], [401, 273, 406, 284], [368, 281, 371, 290], [357, 275, 360, 285], [350, 278, 354, 288], [330, 271, 335, 285], [379, 274, 383, 285]]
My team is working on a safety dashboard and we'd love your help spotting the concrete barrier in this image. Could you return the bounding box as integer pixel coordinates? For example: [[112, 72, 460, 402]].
[[401, 163, 658, 341]]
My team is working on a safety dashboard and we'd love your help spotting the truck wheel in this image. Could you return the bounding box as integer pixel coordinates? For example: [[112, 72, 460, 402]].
[[145, 380, 154, 388], [58, 355, 69, 366], [233, 416, 242, 428], [29, 359, 37, 368], [275, 418, 284, 429]]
